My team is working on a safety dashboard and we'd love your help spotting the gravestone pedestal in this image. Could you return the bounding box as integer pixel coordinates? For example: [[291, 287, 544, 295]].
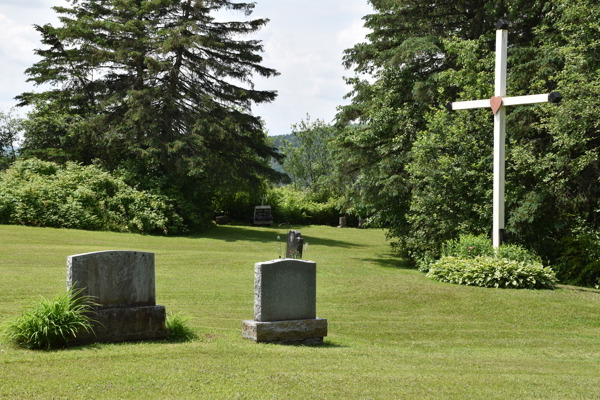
[[242, 259, 327, 344], [67, 251, 169, 344], [71, 306, 168, 344], [242, 318, 327, 344]]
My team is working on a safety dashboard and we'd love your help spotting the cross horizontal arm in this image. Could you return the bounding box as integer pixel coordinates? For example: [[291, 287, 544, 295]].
[[502, 94, 551, 106], [446, 92, 562, 112], [447, 99, 490, 111]]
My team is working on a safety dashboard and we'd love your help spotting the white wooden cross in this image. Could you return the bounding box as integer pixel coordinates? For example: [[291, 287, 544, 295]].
[[446, 20, 562, 248]]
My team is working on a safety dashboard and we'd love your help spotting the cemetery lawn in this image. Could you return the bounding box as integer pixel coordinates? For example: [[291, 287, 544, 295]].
[[0, 225, 599, 400]]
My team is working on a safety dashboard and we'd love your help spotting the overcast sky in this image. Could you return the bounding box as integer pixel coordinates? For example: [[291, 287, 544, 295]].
[[0, 0, 372, 136]]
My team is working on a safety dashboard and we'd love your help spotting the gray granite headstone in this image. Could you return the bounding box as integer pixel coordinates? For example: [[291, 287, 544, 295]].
[[243, 258, 327, 344], [68, 251, 155, 307], [254, 259, 316, 321], [67, 250, 169, 344]]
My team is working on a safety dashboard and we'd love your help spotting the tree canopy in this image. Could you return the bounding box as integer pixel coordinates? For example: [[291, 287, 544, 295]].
[[17, 0, 286, 228], [336, 0, 600, 264], [0, 109, 22, 170], [281, 115, 334, 194]]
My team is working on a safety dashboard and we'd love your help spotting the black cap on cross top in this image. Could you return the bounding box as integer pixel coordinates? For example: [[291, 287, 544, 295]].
[[496, 19, 509, 29], [549, 92, 563, 104]]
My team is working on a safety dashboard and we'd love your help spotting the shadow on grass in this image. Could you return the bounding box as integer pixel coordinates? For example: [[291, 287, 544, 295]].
[[188, 225, 362, 249], [358, 257, 414, 270], [263, 339, 347, 349], [63, 335, 197, 350], [557, 284, 600, 294]]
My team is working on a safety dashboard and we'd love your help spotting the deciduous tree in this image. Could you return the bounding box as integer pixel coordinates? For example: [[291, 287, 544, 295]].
[[0, 109, 22, 170], [336, 0, 599, 264], [18, 0, 286, 228]]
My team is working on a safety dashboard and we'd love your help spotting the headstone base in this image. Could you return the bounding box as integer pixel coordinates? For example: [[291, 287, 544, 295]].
[[242, 318, 327, 344], [69, 305, 170, 345]]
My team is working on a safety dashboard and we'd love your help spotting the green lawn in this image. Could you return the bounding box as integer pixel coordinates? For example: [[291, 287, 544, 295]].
[[0, 224, 598, 399]]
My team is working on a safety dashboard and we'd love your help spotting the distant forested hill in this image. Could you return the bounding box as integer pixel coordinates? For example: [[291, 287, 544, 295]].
[[271, 134, 298, 149], [269, 134, 298, 174]]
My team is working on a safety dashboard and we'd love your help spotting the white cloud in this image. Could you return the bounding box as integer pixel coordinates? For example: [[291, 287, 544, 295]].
[[337, 18, 370, 49], [0, 0, 374, 135], [0, 13, 40, 65]]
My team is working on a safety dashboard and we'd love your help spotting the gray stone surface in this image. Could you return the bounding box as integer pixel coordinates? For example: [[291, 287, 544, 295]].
[[68, 251, 155, 307], [338, 217, 347, 228], [242, 318, 327, 344], [254, 259, 316, 322], [286, 230, 304, 258], [67, 250, 168, 344], [69, 306, 170, 345]]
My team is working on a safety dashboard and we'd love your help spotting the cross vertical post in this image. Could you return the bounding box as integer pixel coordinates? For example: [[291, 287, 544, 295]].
[[493, 26, 508, 248], [445, 20, 562, 249]]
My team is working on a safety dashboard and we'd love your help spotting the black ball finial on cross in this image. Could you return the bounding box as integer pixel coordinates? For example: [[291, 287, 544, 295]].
[[549, 92, 563, 104], [496, 19, 509, 29]]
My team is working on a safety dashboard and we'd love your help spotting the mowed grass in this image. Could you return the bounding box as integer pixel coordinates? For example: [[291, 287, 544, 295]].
[[0, 224, 598, 399]]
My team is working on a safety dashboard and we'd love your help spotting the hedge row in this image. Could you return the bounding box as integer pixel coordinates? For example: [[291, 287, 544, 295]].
[[0, 159, 185, 234]]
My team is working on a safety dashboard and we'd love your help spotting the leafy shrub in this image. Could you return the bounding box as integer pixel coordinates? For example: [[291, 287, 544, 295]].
[[267, 186, 339, 226], [441, 234, 542, 263], [3, 287, 97, 349], [165, 313, 197, 342], [426, 256, 557, 289], [0, 158, 185, 234], [555, 228, 600, 288], [441, 234, 495, 259], [495, 244, 542, 264]]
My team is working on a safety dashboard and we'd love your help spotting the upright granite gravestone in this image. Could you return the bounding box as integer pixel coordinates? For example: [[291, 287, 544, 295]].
[[286, 230, 304, 258], [242, 259, 327, 344], [67, 250, 169, 344], [338, 217, 347, 228]]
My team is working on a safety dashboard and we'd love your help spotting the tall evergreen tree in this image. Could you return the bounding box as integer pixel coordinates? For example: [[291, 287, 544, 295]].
[[336, 0, 599, 263], [17, 0, 285, 228]]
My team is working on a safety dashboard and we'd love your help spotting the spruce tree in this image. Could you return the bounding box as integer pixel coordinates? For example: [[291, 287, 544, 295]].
[[335, 0, 599, 262], [17, 0, 285, 228]]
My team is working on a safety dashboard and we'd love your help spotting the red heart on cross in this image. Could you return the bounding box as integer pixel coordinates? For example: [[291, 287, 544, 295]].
[[491, 96, 503, 114]]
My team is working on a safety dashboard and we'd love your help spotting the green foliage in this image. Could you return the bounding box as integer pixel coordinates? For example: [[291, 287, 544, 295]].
[[555, 226, 600, 288], [442, 234, 542, 264], [282, 115, 335, 194], [0, 158, 185, 234], [419, 234, 543, 273], [0, 108, 22, 170], [336, 0, 600, 276], [495, 244, 543, 264], [427, 256, 557, 290], [165, 313, 197, 343], [267, 186, 339, 226], [441, 234, 495, 259], [3, 286, 97, 350], [17, 0, 286, 229]]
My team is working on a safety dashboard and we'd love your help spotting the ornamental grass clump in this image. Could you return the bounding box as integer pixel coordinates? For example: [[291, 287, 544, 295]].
[[165, 313, 197, 342], [426, 256, 557, 289], [3, 287, 97, 350]]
